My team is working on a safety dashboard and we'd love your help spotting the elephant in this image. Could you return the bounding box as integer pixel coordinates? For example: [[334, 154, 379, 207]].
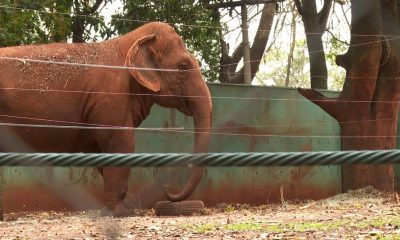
[[0, 22, 212, 217]]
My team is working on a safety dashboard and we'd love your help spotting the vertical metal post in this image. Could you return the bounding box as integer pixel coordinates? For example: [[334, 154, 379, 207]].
[[241, 4, 252, 85]]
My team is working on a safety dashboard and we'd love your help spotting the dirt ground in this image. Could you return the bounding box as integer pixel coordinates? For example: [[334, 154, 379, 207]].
[[1, 187, 400, 240]]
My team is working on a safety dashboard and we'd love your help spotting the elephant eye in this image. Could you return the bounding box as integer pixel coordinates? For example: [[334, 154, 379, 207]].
[[177, 62, 188, 71]]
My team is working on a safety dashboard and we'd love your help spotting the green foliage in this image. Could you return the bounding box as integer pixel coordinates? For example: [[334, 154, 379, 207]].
[[254, 36, 348, 91], [0, 1, 48, 46], [0, 0, 109, 46], [325, 37, 348, 91], [1, 0, 221, 80], [34, 0, 74, 42], [111, 0, 222, 82], [181, 223, 218, 234], [255, 40, 310, 88], [326, 38, 347, 64], [182, 215, 400, 234]]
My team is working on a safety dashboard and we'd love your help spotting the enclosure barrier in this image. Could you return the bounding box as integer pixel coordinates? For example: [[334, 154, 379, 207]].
[[0, 150, 399, 167], [1, 150, 400, 220]]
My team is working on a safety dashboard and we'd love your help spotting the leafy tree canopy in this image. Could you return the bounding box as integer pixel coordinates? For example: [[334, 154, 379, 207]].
[[0, 0, 111, 46], [1, 0, 221, 81], [110, 0, 222, 81]]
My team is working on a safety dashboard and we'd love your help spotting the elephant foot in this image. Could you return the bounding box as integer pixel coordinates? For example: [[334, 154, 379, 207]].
[[101, 203, 133, 218]]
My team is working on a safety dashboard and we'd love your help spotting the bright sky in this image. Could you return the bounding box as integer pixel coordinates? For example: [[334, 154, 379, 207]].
[[101, 0, 123, 23]]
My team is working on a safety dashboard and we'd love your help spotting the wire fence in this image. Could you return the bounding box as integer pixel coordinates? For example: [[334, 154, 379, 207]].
[[0, 53, 396, 135], [0, 111, 392, 132], [1, 4, 399, 38], [0, 4, 398, 135], [0, 3, 398, 238], [0, 31, 397, 82]]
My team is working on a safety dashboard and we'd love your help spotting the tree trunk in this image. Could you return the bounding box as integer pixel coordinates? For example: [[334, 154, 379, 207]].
[[72, 18, 86, 43], [295, 0, 332, 90], [72, 0, 86, 43], [304, 24, 328, 89], [286, 6, 297, 87], [340, 120, 396, 190], [72, 0, 104, 43], [241, 5, 252, 85], [298, 0, 400, 192]]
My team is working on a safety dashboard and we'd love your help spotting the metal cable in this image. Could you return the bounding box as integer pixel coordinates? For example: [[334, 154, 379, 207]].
[[0, 4, 321, 33], [1, 34, 397, 71], [1, 150, 400, 167], [0, 56, 198, 72], [2, 3, 398, 75], [0, 4, 397, 38], [1, 86, 400, 104], [0, 112, 392, 137]]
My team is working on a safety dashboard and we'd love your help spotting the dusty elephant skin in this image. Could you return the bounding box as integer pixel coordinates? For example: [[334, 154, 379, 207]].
[[0, 22, 212, 217]]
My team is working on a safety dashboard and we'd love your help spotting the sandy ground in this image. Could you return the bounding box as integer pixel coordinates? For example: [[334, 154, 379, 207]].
[[1, 187, 400, 240]]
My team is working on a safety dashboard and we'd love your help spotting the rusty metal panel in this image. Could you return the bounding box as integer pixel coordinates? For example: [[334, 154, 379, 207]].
[[2, 84, 343, 212]]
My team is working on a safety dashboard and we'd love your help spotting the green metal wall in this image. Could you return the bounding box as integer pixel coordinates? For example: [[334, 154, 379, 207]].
[[3, 84, 344, 212]]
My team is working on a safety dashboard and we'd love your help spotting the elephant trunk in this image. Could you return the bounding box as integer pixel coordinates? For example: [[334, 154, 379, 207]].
[[164, 90, 212, 202]]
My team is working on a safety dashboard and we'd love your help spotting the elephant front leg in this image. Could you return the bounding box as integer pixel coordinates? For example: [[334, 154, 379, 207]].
[[102, 167, 132, 217], [94, 129, 135, 217], [87, 95, 136, 217]]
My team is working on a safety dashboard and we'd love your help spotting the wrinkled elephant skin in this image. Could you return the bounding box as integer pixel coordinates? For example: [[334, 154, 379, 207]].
[[0, 22, 212, 217]]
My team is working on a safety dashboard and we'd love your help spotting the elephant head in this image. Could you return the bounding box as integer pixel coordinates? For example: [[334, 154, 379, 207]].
[[124, 23, 212, 202]]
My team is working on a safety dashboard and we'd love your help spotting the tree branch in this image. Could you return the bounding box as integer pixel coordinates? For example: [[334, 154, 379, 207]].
[[293, 0, 304, 16], [231, 42, 244, 64], [297, 88, 341, 120], [340, 4, 351, 28], [74, 0, 80, 13], [232, 3, 276, 83], [204, 0, 284, 9], [90, 0, 104, 13], [318, 0, 333, 27], [326, 29, 349, 45], [246, 3, 276, 78], [220, 38, 230, 60]]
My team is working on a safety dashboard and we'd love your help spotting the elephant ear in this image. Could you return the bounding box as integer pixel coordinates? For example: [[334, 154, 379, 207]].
[[125, 34, 161, 92]]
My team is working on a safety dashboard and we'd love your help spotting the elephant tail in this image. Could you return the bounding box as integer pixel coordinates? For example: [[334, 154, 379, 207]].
[[163, 167, 204, 202]]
